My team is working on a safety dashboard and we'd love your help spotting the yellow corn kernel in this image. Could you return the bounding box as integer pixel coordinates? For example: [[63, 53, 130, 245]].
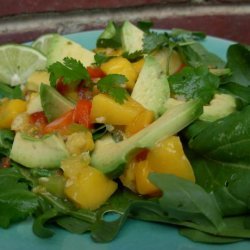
[[134, 160, 159, 195], [90, 93, 144, 125], [125, 109, 154, 137], [132, 59, 144, 75], [101, 57, 137, 90], [147, 136, 195, 182], [64, 166, 117, 210], [0, 99, 27, 129], [65, 131, 94, 155]]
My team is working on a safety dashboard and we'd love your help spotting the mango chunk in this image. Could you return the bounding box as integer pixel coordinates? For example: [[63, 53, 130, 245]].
[[0, 99, 27, 129], [64, 166, 117, 210], [101, 57, 137, 90], [90, 93, 144, 125]]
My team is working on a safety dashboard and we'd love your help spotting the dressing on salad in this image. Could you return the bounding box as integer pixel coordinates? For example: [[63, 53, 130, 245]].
[[1, 20, 250, 244]]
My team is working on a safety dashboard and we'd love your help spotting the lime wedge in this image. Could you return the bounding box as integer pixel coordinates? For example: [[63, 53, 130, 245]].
[[0, 44, 47, 86], [32, 33, 56, 55]]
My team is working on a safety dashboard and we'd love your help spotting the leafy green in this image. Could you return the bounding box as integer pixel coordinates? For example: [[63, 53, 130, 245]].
[[143, 32, 169, 53], [0, 167, 39, 228], [179, 228, 242, 244], [220, 82, 250, 106], [122, 50, 144, 62], [56, 216, 91, 234], [225, 44, 250, 86], [33, 209, 59, 238], [171, 29, 206, 41], [97, 74, 129, 104], [169, 66, 220, 104], [94, 53, 113, 67], [0, 83, 23, 99], [149, 173, 223, 229], [178, 42, 225, 68], [0, 129, 15, 157], [137, 20, 153, 33], [48, 57, 90, 87], [96, 21, 122, 49]]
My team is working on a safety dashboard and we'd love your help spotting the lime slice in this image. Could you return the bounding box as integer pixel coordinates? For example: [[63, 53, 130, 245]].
[[32, 33, 56, 55], [0, 44, 47, 86]]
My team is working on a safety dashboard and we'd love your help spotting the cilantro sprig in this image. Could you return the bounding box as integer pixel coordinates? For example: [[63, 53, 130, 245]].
[[48, 57, 90, 87], [48, 57, 129, 104], [97, 74, 129, 104]]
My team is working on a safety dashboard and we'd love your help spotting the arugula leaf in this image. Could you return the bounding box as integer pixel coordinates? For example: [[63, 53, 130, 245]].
[[97, 74, 129, 104], [122, 50, 144, 62], [179, 228, 243, 244], [48, 57, 90, 87], [143, 32, 169, 53], [188, 106, 250, 217], [33, 209, 59, 238], [0, 129, 15, 157], [96, 21, 122, 49], [0, 83, 23, 99], [178, 42, 225, 68], [220, 82, 250, 106], [225, 44, 250, 86], [169, 66, 220, 104], [56, 216, 91, 234], [149, 173, 224, 229], [0, 167, 39, 228]]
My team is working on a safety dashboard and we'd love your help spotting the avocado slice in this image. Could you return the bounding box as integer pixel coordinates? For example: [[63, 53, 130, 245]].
[[199, 93, 237, 122], [40, 84, 74, 122], [10, 132, 69, 169], [121, 21, 144, 53], [131, 55, 169, 117], [91, 100, 202, 178], [47, 34, 95, 67]]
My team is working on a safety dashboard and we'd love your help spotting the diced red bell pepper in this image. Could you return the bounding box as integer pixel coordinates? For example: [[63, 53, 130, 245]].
[[87, 66, 106, 79], [43, 110, 74, 134], [73, 99, 92, 128]]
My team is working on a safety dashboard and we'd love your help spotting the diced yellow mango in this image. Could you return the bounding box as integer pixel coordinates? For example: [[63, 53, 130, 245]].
[[120, 160, 137, 192], [125, 109, 154, 137], [147, 136, 195, 182], [26, 71, 50, 92], [0, 99, 27, 129], [61, 155, 89, 178], [64, 166, 117, 210], [132, 59, 144, 75], [134, 160, 159, 195], [120, 136, 195, 196], [90, 93, 144, 125], [101, 57, 137, 90]]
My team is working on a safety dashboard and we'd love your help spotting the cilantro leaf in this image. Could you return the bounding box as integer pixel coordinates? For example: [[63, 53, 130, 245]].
[[0, 167, 39, 228], [169, 66, 220, 105], [94, 53, 113, 67], [171, 28, 206, 42], [122, 50, 144, 62], [143, 32, 170, 53], [97, 74, 129, 104], [48, 57, 90, 87]]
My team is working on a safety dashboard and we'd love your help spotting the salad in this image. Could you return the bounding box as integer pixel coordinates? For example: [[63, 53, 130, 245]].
[[1, 20, 250, 245]]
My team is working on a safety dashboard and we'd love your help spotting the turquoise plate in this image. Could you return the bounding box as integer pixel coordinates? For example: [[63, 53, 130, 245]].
[[1, 30, 249, 250]]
